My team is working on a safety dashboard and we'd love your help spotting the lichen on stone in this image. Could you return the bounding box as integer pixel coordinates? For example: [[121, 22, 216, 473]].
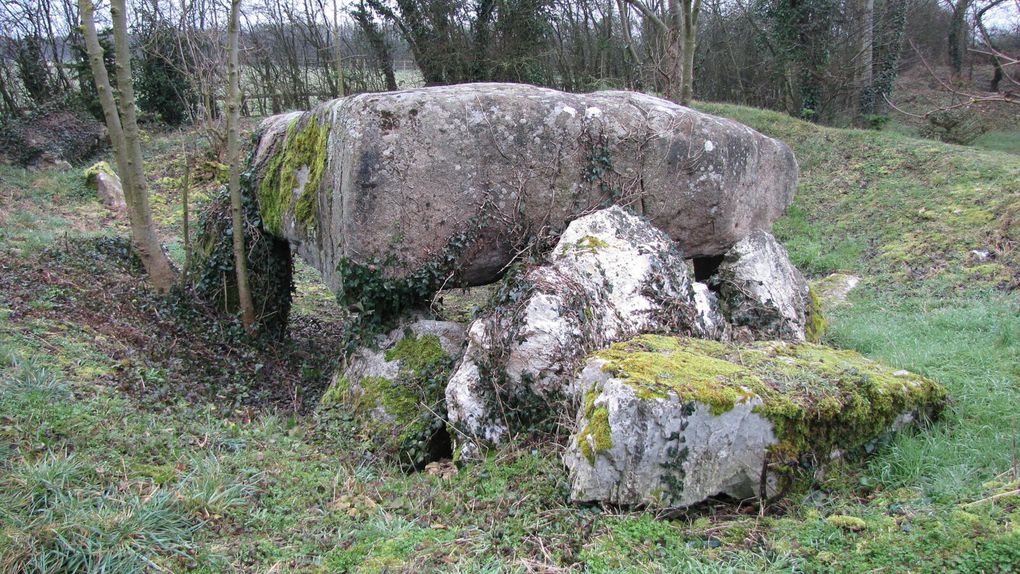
[[805, 285, 828, 343], [257, 115, 330, 236], [590, 334, 947, 469], [577, 386, 613, 463]]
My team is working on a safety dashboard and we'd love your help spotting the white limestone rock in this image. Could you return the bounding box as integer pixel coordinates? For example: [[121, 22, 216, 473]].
[[445, 206, 717, 454]]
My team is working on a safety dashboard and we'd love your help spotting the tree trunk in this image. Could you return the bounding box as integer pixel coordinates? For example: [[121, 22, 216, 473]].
[[680, 0, 700, 104], [976, 0, 1007, 92], [869, 0, 906, 116], [947, 0, 972, 76], [81, 0, 176, 292], [226, 0, 256, 331], [856, 0, 874, 120]]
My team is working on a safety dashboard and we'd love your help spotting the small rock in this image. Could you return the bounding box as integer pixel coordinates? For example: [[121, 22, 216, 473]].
[[95, 172, 126, 212], [713, 230, 811, 341]]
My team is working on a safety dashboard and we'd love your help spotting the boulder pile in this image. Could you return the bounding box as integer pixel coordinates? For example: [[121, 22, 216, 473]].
[[243, 84, 945, 510]]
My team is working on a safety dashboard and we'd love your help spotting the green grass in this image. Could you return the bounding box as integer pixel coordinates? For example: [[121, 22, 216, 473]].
[[1, 102, 1019, 572], [973, 130, 1020, 155]]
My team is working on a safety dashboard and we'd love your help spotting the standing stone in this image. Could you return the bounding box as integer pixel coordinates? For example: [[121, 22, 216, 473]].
[[445, 206, 717, 456]]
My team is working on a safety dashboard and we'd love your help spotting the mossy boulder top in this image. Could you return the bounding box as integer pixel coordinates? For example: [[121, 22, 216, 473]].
[[565, 335, 947, 508], [250, 83, 798, 295]]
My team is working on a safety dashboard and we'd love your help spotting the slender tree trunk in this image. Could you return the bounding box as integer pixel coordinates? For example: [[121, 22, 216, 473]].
[[111, 0, 176, 290], [947, 0, 972, 76], [226, 0, 256, 331], [81, 0, 175, 292], [856, 0, 875, 121], [976, 0, 1007, 92], [181, 139, 192, 276], [680, 0, 700, 104]]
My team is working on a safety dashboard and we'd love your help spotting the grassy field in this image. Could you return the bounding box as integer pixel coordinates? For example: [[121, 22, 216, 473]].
[[2, 104, 1019, 573]]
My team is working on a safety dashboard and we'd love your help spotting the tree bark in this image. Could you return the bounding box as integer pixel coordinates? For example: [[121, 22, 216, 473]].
[[976, 0, 1007, 92], [226, 0, 256, 331], [947, 0, 972, 76], [81, 0, 176, 292], [856, 0, 874, 120]]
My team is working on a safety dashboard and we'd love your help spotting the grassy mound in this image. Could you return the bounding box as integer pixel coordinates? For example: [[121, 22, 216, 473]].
[[2, 105, 1019, 572], [696, 102, 1020, 292]]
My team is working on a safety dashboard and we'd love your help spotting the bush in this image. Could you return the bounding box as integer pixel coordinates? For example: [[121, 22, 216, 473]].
[[919, 108, 991, 145], [134, 16, 196, 126], [0, 102, 107, 167]]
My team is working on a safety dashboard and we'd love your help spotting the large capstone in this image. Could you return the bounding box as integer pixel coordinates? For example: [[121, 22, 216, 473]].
[[250, 83, 798, 309], [445, 206, 720, 455], [564, 335, 946, 508]]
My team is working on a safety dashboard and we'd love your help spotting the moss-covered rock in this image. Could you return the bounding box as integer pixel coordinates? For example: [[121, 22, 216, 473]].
[[565, 334, 947, 508], [256, 115, 330, 237], [83, 161, 114, 189], [319, 320, 465, 470]]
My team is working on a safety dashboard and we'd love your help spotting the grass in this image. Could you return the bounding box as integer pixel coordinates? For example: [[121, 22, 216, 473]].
[[1, 100, 1019, 572], [973, 130, 1020, 155]]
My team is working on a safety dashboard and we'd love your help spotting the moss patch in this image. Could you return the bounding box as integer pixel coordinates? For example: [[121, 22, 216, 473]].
[[592, 334, 947, 470], [577, 386, 613, 464], [323, 332, 454, 470], [257, 116, 330, 236], [561, 234, 611, 256], [826, 515, 867, 532], [83, 161, 114, 189], [805, 285, 828, 343]]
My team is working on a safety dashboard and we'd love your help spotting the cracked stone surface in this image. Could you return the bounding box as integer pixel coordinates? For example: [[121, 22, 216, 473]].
[[251, 83, 798, 294], [714, 230, 810, 341], [444, 206, 719, 454]]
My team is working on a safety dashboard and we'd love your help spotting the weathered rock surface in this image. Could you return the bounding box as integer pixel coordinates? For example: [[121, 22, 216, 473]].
[[97, 173, 126, 212], [810, 273, 861, 311], [714, 230, 813, 341], [83, 161, 126, 212], [564, 335, 946, 508], [445, 206, 716, 453], [250, 83, 798, 302], [320, 319, 465, 469]]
